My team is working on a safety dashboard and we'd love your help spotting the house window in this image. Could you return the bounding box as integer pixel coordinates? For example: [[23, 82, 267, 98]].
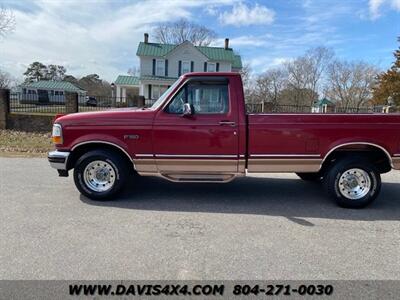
[[54, 91, 64, 96], [156, 59, 165, 77], [182, 61, 190, 74], [207, 63, 216, 72], [151, 85, 168, 100]]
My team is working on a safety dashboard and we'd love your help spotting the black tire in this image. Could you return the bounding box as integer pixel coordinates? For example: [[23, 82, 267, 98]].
[[296, 172, 322, 181], [73, 149, 129, 200], [324, 158, 381, 208]]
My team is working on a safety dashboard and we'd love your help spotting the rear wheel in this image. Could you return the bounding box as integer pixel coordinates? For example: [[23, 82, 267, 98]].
[[324, 158, 381, 208], [296, 172, 322, 182], [73, 149, 129, 200]]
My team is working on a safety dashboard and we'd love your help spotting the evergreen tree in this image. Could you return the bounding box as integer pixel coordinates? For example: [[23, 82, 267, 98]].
[[372, 37, 400, 105]]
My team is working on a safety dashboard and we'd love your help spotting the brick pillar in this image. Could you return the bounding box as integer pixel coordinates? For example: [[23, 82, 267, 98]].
[[0, 89, 10, 129], [65, 92, 78, 113]]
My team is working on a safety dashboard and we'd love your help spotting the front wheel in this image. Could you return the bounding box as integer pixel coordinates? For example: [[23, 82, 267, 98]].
[[73, 149, 129, 200], [324, 158, 381, 208]]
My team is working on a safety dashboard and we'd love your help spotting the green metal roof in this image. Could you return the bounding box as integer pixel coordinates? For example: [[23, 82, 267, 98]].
[[114, 75, 140, 86], [232, 54, 243, 69], [136, 42, 177, 57], [315, 98, 334, 107], [196, 45, 236, 61], [22, 80, 85, 92], [136, 42, 242, 67]]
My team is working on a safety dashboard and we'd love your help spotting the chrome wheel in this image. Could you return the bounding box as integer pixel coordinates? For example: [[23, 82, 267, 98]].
[[83, 160, 116, 192], [338, 168, 371, 200]]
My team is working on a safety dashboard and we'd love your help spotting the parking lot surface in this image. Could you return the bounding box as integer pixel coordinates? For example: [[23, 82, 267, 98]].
[[1, 157, 399, 279]]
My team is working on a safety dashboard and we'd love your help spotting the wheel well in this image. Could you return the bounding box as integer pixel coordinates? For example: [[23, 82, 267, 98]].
[[67, 142, 134, 173], [321, 144, 392, 174]]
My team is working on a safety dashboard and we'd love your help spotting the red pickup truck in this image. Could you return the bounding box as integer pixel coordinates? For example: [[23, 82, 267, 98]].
[[48, 72, 400, 208]]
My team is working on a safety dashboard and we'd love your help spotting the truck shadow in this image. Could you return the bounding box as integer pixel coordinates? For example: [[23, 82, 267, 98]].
[[80, 175, 400, 223]]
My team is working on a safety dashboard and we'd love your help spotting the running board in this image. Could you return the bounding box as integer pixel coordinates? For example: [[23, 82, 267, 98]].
[[160, 173, 236, 183]]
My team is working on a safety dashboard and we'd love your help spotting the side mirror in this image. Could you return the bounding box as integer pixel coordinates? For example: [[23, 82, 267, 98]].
[[182, 103, 194, 116]]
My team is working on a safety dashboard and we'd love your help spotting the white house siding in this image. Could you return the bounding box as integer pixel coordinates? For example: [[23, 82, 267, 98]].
[[214, 61, 231, 72], [138, 42, 237, 101], [21, 88, 86, 104], [140, 44, 233, 78], [165, 43, 206, 76], [140, 56, 154, 76]]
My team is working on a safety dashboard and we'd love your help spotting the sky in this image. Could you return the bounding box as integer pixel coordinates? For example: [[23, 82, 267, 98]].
[[0, 0, 399, 82]]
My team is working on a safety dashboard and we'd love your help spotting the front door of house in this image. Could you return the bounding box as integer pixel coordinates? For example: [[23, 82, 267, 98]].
[[37, 89, 49, 104]]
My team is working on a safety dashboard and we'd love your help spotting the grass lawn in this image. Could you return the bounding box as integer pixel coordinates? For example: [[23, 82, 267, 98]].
[[0, 130, 54, 157]]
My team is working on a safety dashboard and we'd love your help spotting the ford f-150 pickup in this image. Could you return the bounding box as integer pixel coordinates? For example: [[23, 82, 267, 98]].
[[48, 72, 400, 208]]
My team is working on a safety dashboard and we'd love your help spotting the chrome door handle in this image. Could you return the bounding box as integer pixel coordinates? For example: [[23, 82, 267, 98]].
[[219, 121, 236, 126]]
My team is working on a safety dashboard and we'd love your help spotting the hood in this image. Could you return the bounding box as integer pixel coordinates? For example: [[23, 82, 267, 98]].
[[56, 107, 156, 127]]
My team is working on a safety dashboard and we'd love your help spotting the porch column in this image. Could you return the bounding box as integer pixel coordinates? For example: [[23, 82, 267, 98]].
[[116, 85, 121, 100], [122, 87, 126, 102]]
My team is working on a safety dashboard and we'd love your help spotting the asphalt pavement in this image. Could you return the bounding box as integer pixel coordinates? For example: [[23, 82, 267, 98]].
[[1, 157, 399, 280]]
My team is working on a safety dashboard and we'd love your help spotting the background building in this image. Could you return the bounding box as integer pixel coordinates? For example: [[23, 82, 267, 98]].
[[20, 80, 86, 104], [115, 33, 242, 106]]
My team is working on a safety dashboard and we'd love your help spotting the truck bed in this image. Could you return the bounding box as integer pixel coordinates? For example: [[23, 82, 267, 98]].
[[246, 113, 400, 172]]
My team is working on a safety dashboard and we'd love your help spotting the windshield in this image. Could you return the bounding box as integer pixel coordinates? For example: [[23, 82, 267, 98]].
[[150, 78, 183, 110]]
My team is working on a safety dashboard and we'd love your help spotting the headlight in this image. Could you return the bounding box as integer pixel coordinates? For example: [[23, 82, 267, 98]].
[[52, 124, 63, 145]]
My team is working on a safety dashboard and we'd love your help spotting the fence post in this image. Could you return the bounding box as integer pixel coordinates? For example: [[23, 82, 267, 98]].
[[0, 89, 10, 129], [65, 92, 78, 113], [137, 95, 145, 108]]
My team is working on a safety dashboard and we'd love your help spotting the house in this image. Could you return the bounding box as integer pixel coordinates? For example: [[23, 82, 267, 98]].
[[312, 98, 335, 113], [135, 33, 242, 104], [20, 80, 86, 104], [113, 75, 140, 101]]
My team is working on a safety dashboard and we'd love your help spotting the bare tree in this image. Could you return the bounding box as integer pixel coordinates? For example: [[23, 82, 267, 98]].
[[285, 47, 334, 106], [0, 69, 12, 89], [254, 68, 287, 106], [127, 66, 140, 77], [0, 7, 16, 37], [325, 60, 378, 111], [239, 63, 253, 99], [153, 19, 216, 46], [304, 47, 334, 102]]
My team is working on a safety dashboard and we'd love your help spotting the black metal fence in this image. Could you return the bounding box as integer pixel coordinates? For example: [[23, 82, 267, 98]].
[[8, 92, 398, 115], [245, 103, 397, 114], [10, 92, 67, 114], [9, 93, 146, 114], [77, 96, 145, 112]]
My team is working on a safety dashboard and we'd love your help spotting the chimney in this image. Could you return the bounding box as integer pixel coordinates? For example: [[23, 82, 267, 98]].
[[144, 33, 149, 43], [224, 38, 229, 49]]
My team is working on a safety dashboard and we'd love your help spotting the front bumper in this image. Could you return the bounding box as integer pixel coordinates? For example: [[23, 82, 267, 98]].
[[48, 150, 70, 171]]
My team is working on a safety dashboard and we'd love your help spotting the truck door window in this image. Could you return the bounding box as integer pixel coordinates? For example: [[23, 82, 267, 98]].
[[166, 81, 229, 114]]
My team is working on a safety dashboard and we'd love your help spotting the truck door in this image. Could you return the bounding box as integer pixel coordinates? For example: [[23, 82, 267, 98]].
[[152, 77, 239, 176]]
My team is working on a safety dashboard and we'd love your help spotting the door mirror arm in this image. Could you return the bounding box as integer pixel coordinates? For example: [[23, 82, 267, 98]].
[[182, 103, 194, 117]]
